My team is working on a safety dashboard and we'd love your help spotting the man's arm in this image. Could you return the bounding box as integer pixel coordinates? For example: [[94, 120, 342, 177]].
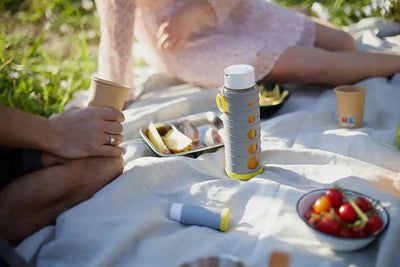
[[0, 105, 52, 150], [0, 105, 125, 158]]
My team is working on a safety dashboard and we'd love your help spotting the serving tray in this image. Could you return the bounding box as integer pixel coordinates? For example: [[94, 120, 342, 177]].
[[140, 111, 224, 157]]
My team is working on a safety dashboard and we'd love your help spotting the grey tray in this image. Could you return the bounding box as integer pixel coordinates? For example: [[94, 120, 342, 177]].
[[139, 111, 224, 157]]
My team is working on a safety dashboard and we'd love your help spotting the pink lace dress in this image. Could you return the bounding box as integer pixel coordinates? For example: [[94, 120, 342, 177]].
[[96, 0, 315, 94]]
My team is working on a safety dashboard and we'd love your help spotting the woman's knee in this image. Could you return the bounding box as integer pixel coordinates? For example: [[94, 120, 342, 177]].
[[266, 46, 320, 82], [344, 33, 356, 50], [313, 17, 356, 51], [340, 32, 356, 51]]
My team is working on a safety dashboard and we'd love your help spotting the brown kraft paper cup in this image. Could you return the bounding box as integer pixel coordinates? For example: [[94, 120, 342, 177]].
[[334, 85, 367, 129], [88, 76, 130, 111]]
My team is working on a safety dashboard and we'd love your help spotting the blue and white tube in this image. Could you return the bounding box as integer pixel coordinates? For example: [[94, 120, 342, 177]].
[[169, 203, 230, 232]]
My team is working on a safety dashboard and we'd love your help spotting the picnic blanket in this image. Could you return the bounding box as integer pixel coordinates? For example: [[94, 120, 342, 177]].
[[15, 17, 400, 267]]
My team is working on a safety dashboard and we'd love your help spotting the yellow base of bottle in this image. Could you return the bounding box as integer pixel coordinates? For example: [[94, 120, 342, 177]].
[[226, 166, 263, 180]]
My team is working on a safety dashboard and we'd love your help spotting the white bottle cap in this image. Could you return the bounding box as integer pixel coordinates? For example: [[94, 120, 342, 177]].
[[224, 64, 255, 90], [169, 203, 183, 222]]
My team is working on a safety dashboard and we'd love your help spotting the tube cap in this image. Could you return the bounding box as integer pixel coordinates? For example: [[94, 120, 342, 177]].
[[169, 203, 183, 222], [219, 208, 230, 232], [224, 64, 255, 90]]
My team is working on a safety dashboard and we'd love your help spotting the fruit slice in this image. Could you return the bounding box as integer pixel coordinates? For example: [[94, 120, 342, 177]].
[[396, 122, 400, 148], [203, 128, 223, 146], [163, 128, 193, 153], [147, 122, 171, 154], [178, 121, 199, 142]]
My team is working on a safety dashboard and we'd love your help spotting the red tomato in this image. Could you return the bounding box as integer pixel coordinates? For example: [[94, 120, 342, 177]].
[[308, 217, 320, 227], [355, 197, 373, 212], [335, 208, 341, 218], [365, 216, 383, 234], [338, 227, 353, 238], [351, 226, 367, 238], [314, 197, 332, 214], [316, 218, 340, 235], [304, 208, 314, 220], [325, 188, 343, 208], [323, 208, 337, 220], [338, 203, 358, 223]]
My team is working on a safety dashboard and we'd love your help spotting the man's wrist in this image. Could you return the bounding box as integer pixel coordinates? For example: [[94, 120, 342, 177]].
[[42, 117, 59, 156]]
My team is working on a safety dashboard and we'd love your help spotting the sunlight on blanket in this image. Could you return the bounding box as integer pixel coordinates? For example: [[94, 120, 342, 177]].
[[323, 129, 368, 137], [124, 99, 185, 122], [371, 175, 400, 198]]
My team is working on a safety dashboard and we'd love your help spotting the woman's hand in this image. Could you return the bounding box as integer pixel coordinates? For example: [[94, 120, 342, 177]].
[[47, 106, 125, 159], [157, 0, 212, 51]]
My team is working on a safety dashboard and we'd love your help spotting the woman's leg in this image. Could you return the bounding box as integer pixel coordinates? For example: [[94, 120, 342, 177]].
[[266, 46, 400, 85], [312, 17, 356, 51]]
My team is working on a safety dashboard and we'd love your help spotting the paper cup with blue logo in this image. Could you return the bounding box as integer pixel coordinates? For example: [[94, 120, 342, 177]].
[[334, 85, 367, 129]]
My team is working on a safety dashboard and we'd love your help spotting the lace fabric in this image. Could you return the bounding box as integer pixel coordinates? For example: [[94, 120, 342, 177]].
[[97, 0, 316, 92]]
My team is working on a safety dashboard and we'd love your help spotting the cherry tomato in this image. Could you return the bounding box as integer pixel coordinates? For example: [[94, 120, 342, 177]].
[[338, 203, 357, 223], [316, 218, 340, 235], [355, 197, 373, 212], [351, 226, 367, 238], [313, 197, 331, 214], [338, 227, 353, 238], [335, 208, 341, 218], [365, 216, 383, 234], [304, 208, 314, 220], [325, 188, 343, 208], [323, 208, 337, 220], [308, 217, 320, 227]]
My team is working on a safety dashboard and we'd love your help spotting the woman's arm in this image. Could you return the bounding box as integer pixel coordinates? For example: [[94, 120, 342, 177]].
[[157, 0, 241, 51], [157, 0, 213, 50], [95, 0, 136, 99], [0, 105, 125, 159], [205, 0, 241, 26]]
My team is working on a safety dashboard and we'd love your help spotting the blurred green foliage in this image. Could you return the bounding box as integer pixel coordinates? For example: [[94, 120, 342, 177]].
[[0, 0, 399, 116], [0, 0, 98, 117], [276, 0, 400, 25], [1, 0, 98, 32], [0, 27, 95, 117]]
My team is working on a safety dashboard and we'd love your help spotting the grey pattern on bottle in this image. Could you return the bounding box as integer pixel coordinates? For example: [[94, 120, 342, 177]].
[[220, 86, 262, 178]]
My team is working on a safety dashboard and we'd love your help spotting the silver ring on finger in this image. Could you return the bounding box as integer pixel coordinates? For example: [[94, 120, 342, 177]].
[[108, 133, 115, 146], [164, 40, 172, 48]]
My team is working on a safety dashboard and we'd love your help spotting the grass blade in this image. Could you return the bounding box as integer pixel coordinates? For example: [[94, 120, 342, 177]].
[[28, 32, 44, 57]]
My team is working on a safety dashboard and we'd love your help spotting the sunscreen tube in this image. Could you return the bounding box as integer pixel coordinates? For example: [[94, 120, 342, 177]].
[[169, 203, 230, 232]]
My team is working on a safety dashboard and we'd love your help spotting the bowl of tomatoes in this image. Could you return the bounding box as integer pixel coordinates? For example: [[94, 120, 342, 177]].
[[296, 187, 390, 251]]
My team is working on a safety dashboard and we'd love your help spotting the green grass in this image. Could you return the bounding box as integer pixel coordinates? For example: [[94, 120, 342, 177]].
[[1, 0, 399, 117], [0, 28, 96, 117], [0, 0, 98, 117], [276, 0, 400, 26]]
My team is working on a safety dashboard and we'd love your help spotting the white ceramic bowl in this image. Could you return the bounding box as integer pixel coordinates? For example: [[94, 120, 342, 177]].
[[296, 189, 390, 251]]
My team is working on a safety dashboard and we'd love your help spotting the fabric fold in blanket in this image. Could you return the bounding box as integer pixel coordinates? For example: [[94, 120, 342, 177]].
[[13, 18, 400, 267]]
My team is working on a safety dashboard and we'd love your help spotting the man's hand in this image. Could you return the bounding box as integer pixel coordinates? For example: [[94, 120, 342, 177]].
[[47, 106, 125, 159]]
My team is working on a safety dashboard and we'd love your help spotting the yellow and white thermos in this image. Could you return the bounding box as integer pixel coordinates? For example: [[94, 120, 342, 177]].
[[217, 64, 263, 180]]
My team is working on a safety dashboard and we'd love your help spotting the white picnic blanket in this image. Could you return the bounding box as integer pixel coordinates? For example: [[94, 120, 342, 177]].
[[16, 18, 400, 267]]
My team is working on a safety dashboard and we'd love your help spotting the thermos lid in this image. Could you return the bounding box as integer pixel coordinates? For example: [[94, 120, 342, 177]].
[[224, 64, 255, 90]]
